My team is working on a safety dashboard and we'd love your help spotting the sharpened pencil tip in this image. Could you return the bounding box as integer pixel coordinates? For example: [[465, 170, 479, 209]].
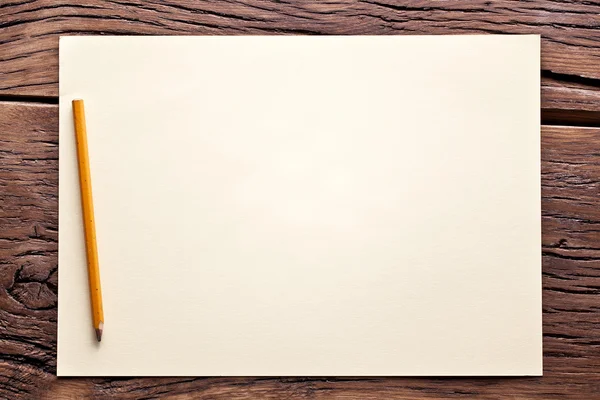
[[96, 322, 103, 342]]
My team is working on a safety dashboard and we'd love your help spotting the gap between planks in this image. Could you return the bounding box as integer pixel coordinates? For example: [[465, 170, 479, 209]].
[[0, 96, 597, 128]]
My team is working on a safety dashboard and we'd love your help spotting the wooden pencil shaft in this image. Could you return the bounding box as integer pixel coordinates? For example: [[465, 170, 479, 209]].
[[72, 99, 104, 337]]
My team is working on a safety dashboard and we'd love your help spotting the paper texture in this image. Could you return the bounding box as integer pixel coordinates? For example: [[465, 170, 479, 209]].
[[58, 35, 541, 376]]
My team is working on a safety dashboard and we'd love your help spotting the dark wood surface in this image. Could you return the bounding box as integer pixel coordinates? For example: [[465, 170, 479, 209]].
[[1, 103, 600, 398], [1, 0, 600, 119], [1, 1, 600, 398]]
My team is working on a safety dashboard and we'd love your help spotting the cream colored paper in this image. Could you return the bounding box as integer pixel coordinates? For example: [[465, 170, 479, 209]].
[[58, 35, 541, 376]]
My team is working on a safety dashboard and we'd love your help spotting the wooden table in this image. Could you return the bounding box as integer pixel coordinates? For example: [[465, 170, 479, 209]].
[[1, 1, 599, 399]]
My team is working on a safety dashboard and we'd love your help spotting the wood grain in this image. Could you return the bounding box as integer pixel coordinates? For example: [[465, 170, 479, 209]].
[[0, 101, 57, 400], [0, 101, 599, 398], [1, 0, 600, 117]]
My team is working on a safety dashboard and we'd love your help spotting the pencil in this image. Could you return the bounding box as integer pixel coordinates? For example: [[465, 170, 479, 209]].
[[72, 99, 104, 342]]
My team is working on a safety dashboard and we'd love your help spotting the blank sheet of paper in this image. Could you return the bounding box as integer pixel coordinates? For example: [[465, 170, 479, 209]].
[[58, 35, 541, 376]]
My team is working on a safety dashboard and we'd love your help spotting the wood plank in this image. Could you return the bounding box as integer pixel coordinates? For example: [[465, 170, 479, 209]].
[[1, 0, 600, 115], [542, 72, 600, 126], [0, 102, 599, 397], [0, 101, 57, 399]]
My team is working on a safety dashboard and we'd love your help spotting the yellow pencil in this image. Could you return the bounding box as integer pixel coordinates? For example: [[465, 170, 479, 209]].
[[72, 99, 104, 342]]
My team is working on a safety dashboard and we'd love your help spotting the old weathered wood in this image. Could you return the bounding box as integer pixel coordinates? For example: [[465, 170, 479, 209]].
[[0, 101, 58, 399], [2, 2, 599, 396], [0, 102, 599, 398], [1, 0, 600, 116], [542, 72, 600, 126]]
